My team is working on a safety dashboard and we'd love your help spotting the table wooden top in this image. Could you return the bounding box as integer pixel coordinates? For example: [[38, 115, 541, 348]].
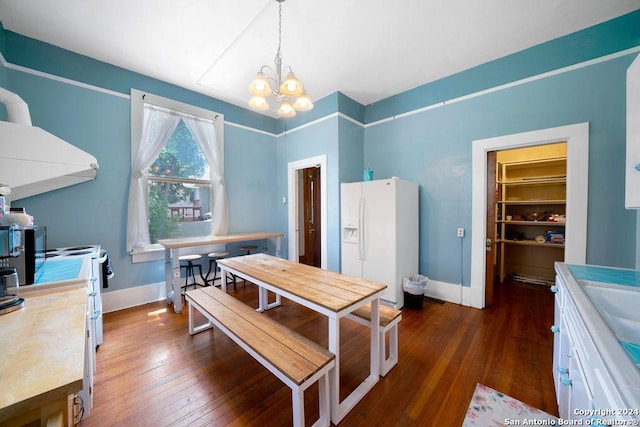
[[0, 285, 87, 422], [218, 253, 387, 313], [157, 231, 283, 249]]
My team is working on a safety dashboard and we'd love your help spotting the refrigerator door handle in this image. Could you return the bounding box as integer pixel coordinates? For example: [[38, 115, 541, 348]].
[[359, 196, 365, 261]]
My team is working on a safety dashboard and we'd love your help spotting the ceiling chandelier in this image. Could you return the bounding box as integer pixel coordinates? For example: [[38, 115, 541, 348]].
[[248, 0, 313, 118]]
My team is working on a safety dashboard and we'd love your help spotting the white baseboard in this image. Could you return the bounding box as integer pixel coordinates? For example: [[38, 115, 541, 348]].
[[424, 279, 483, 309], [102, 282, 167, 313]]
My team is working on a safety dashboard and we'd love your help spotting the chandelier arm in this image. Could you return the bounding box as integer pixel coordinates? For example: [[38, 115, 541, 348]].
[[259, 65, 278, 86]]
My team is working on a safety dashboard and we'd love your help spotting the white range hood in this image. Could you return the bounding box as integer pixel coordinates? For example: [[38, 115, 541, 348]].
[[0, 88, 98, 201]]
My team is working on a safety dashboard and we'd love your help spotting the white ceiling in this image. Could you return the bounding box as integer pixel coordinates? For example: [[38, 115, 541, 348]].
[[1, 0, 639, 116]]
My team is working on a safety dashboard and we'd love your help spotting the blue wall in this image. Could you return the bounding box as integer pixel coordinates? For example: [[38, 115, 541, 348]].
[[1, 39, 283, 291], [365, 54, 637, 285], [1, 10, 639, 297]]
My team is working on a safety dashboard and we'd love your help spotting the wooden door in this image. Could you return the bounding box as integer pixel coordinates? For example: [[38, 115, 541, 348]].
[[300, 167, 321, 267], [485, 151, 497, 307]]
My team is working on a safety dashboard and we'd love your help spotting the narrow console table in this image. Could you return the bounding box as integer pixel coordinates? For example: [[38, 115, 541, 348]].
[[158, 231, 283, 313]]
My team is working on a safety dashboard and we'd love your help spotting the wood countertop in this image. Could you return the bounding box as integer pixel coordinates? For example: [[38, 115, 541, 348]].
[[157, 231, 283, 249], [0, 285, 87, 424]]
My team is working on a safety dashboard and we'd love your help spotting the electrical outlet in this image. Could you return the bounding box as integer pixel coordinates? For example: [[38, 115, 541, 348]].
[[457, 228, 465, 238]]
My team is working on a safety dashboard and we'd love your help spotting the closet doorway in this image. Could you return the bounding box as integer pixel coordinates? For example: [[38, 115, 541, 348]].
[[491, 143, 567, 299], [471, 123, 589, 309]]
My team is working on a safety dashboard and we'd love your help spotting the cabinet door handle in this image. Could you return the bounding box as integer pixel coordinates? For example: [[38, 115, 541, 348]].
[[635, 163, 640, 172], [550, 285, 558, 293], [550, 325, 560, 334], [560, 377, 572, 386], [557, 366, 568, 375]]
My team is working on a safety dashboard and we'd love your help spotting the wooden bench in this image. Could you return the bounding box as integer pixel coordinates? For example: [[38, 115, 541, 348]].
[[185, 287, 335, 427], [347, 302, 402, 376]]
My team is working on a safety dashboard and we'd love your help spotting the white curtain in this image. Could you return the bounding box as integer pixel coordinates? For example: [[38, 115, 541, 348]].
[[126, 107, 180, 251], [183, 117, 229, 235]]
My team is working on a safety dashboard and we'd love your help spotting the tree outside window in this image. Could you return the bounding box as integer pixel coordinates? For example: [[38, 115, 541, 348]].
[[128, 89, 227, 255], [147, 120, 211, 243]]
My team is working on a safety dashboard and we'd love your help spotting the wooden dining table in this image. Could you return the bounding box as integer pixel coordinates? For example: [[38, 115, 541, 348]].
[[217, 253, 387, 424], [157, 232, 283, 313]]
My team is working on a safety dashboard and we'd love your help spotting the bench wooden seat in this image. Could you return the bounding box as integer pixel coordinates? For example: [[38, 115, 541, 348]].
[[185, 287, 335, 427], [347, 302, 402, 376]]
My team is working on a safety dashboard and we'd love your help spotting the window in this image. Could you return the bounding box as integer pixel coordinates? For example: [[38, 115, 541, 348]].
[[127, 89, 227, 254]]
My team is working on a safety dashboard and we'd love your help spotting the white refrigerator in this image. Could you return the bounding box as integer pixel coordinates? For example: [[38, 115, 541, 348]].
[[340, 178, 419, 308]]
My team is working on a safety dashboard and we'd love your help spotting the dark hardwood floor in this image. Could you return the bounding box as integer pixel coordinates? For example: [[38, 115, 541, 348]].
[[82, 280, 558, 426]]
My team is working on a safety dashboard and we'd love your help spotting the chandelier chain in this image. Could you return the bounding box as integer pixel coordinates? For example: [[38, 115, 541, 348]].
[[275, 1, 283, 86]]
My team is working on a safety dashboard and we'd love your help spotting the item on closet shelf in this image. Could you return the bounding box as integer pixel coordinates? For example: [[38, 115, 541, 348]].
[[545, 231, 565, 244], [535, 235, 546, 243], [547, 214, 566, 223], [505, 215, 513, 221], [526, 212, 546, 221]]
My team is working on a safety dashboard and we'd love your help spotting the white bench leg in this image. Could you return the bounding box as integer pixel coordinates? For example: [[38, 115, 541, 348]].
[[380, 324, 399, 376], [187, 297, 214, 335], [291, 373, 331, 427], [291, 387, 304, 427], [314, 371, 331, 427]]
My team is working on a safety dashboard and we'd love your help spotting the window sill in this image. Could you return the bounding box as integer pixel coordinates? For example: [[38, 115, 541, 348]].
[[130, 245, 166, 263]]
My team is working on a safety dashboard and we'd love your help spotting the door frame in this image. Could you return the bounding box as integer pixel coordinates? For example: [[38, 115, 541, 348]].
[[470, 123, 589, 308], [287, 155, 328, 269]]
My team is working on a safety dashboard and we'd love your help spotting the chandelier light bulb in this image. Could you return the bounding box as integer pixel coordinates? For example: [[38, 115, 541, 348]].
[[248, 72, 272, 97], [280, 72, 304, 97], [248, 95, 269, 110], [277, 99, 296, 117], [293, 91, 313, 111]]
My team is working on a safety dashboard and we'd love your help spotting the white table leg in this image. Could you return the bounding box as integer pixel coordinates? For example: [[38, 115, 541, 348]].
[[170, 248, 182, 313], [370, 298, 381, 380], [219, 266, 228, 292], [164, 248, 172, 306], [330, 299, 381, 424], [328, 316, 340, 424], [276, 236, 282, 257]]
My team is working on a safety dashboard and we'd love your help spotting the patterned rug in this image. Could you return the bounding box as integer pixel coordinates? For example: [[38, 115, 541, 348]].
[[463, 383, 557, 426]]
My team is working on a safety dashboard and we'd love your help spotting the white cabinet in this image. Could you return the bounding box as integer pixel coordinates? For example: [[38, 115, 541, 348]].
[[553, 266, 639, 423], [626, 53, 640, 208], [551, 277, 592, 420]]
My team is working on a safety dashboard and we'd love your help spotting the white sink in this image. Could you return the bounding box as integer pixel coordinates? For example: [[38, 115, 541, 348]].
[[584, 283, 640, 345]]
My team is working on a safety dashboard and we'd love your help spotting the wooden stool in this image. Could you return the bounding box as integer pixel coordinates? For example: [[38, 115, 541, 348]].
[[179, 254, 203, 292], [204, 252, 229, 286]]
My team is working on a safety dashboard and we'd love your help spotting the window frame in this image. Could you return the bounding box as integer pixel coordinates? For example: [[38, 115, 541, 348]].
[[129, 89, 224, 262]]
